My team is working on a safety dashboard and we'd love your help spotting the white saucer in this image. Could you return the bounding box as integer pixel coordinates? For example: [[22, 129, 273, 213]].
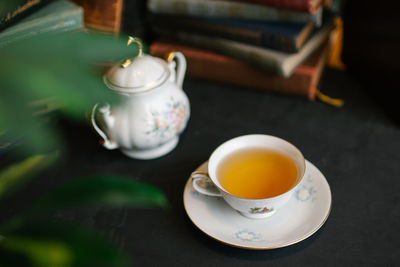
[[183, 160, 332, 249]]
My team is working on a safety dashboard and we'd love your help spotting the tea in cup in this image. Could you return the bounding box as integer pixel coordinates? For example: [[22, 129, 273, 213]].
[[191, 134, 306, 219]]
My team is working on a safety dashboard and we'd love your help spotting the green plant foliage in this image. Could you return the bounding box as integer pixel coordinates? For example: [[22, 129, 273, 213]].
[[0, 159, 167, 267], [1, 236, 73, 267], [0, 152, 58, 198], [29, 175, 168, 215], [0, 31, 164, 267], [0, 31, 143, 154], [0, 221, 129, 267]]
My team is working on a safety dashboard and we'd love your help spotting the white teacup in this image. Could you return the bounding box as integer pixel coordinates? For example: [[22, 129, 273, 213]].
[[191, 134, 306, 219]]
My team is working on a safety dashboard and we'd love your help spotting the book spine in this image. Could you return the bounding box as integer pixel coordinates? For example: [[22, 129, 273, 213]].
[[149, 16, 299, 52], [150, 41, 315, 99], [71, 0, 123, 33], [152, 27, 281, 75], [153, 19, 332, 77], [239, 0, 322, 14], [0, 0, 50, 30], [0, 7, 83, 47], [147, 0, 322, 25], [261, 31, 297, 53]]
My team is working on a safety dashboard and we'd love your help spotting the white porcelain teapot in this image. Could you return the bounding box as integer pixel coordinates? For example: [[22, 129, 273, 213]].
[[91, 37, 190, 159]]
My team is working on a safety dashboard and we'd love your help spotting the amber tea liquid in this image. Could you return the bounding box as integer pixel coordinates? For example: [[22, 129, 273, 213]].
[[217, 148, 298, 199]]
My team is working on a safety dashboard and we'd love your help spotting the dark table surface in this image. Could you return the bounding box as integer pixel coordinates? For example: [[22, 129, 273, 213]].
[[2, 67, 400, 266]]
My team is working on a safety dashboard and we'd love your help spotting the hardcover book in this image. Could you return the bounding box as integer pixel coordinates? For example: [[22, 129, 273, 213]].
[[239, 0, 324, 14], [0, 0, 51, 30], [147, 0, 323, 26], [0, 0, 84, 47], [152, 18, 334, 77], [149, 15, 315, 53], [150, 40, 330, 100]]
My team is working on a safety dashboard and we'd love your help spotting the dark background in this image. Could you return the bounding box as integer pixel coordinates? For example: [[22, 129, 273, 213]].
[[1, 67, 399, 265], [342, 1, 400, 125]]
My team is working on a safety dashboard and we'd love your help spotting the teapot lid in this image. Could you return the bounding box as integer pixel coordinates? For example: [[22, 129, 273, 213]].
[[103, 37, 170, 94]]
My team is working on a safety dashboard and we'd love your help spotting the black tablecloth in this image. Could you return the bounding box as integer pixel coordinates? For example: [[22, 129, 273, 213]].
[[2, 68, 399, 266]]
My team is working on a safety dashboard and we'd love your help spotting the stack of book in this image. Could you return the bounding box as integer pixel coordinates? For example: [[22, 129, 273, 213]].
[[146, 0, 335, 100]]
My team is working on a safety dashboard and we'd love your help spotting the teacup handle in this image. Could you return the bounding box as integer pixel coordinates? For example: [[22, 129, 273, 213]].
[[191, 171, 222, 197]]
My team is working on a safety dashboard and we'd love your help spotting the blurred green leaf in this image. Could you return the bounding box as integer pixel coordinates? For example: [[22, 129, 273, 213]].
[[28, 175, 168, 215], [0, 31, 144, 154], [0, 32, 157, 267], [0, 152, 58, 198], [0, 221, 129, 267], [0, 236, 72, 267]]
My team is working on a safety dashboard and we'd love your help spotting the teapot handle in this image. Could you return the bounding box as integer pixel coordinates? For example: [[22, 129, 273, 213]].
[[166, 51, 186, 88], [90, 103, 118, 150]]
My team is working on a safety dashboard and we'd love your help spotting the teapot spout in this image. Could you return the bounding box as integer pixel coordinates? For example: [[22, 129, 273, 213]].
[[91, 103, 118, 150]]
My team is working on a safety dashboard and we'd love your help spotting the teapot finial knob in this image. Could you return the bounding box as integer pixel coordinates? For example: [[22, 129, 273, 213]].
[[121, 36, 143, 68]]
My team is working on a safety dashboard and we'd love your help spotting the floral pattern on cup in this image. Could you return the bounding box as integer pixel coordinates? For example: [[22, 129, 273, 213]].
[[250, 207, 274, 214], [146, 97, 188, 138], [235, 229, 263, 242]]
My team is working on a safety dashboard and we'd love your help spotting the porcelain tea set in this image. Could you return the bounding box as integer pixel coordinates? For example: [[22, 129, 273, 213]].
[[91, 37, 190, 160], [90, 38, 331, 248]]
